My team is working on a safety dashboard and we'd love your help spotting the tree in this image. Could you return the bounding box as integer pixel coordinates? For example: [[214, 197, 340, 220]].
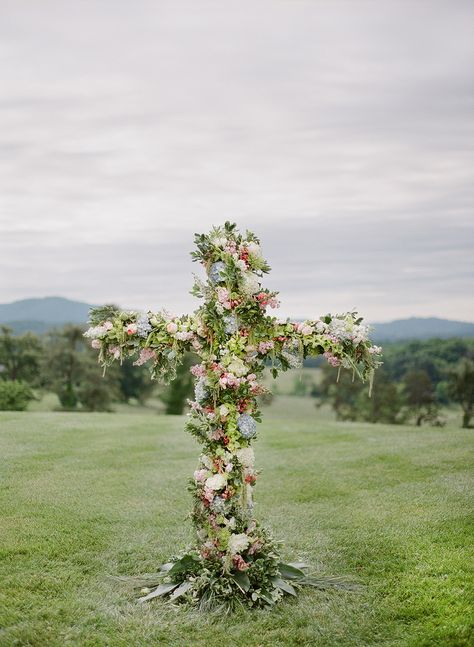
[[315, 364, 364, 421], [448, 358, 474, 428], [42, 325, 119, 411], [118, 358, 155, 404], [315, 365, 404, 424], [0, 326, 42, 384], [0, 380, 35, 411], [354, 368, 405, 424], [158, 353, 196, 414], [402, 369, 440, 426]]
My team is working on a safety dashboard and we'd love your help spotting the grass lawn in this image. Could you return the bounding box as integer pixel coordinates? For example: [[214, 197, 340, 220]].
[[0, 398, 473, 646]]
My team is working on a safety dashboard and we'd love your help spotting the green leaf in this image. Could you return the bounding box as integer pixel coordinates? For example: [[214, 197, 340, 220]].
[[169, 580, 192, 601], [232, 571, 251, 593], [260, 591, 275, 605], [138, 582, 178, 602], [271, 576, 297, 596], [167, 554, 198, 577], [278, 562, 306, 580]]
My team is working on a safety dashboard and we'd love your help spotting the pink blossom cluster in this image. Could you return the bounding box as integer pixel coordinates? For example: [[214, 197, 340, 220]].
[[293, 322, 313, 336], [255, 292, 280, 310], [216, 287, 232, 310], [133, 347, 157, 366], [232, 555, 249, 571], [190, 363, 207, 377], [323, 351, 341, 367], [258, 340, 274, 354], [108, 345, 120, 359], [218, 371, 258, 392], [193, 468, 208, 482]]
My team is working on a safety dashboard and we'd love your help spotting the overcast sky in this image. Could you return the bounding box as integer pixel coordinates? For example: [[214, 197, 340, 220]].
[[0, 1, 473, 322]]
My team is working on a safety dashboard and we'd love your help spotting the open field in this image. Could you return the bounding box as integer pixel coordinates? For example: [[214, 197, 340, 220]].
[[1, 399, 473, 646]]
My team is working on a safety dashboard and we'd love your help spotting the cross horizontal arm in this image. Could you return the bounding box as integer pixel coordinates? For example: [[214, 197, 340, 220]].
[[84, 306, 198, 383], [255, 312, 382, 386]]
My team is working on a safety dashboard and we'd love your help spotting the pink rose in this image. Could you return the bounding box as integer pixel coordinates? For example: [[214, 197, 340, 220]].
[[91, 339, 101, 349], [166, 322, 178, 334]]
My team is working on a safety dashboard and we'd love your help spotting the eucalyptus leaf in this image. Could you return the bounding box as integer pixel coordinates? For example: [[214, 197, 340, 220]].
[[169, 580, 192, 601], [278, 562, 306, 580], [271, 577, 297, 597], [231, 571, 251, 593], [167, 554, 198, 577], [138, 582, 178, 602]]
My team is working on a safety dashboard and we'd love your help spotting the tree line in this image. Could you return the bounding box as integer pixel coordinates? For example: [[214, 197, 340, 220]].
[[0, 325, 193, 414], [312, 338, 474, 428]]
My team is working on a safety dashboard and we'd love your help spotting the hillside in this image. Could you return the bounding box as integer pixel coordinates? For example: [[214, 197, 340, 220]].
[[1, 297, 473, 340]]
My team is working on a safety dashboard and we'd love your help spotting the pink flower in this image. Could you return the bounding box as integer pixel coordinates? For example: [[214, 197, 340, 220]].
[[104, 321, 113, 331], [323, 351, 341, 367], [191, 364, 207, 377], [166, 322, 178, 334], [194, 469, 208, 482], [232, 555, 250, 571], [91, 339, 101, 349], [133, 347, 156, 366], [126, 323, 137, 335], [258, 340, 274, 354], [109, 346, 120, 359]]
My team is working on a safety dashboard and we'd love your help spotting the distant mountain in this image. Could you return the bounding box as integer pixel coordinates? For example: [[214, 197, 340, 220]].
[[0, 298, 473, 340], [370, 317, 474, 342], [0, 297, 95, 333]]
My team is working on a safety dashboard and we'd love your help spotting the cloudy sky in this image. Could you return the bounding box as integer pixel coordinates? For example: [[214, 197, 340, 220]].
[[1, 1, 473, 322]]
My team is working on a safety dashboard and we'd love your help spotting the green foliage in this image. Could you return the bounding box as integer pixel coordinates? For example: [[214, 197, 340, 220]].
[[118, 358, 155, 404], [158, 353, 196, 414], [42, 325, 119, 411], [402, 369, 442, 427], [0, 380, 35, 410], [0, 325, 42, 384], [448, 358, 474, 428]]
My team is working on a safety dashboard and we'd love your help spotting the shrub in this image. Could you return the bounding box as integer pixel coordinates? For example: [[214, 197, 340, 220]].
[[0, 380, 35, 411]]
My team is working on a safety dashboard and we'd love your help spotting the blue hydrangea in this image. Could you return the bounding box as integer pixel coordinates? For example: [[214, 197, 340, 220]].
[[137, 313, 152, 338], [237, 413, 257, 439], [194, 377, 209, 403], [209, 261, 226, 285], [223, 313, 239, 334]]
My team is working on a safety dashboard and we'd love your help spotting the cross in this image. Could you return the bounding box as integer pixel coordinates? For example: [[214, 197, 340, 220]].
[[85, 221, 381, 609]]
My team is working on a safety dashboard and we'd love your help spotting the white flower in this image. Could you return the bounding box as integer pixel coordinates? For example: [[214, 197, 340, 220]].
[[315, 320, 327, 333], [236, 447, 255, 468], [219, 404, 230, 418], [201, 454, 213, 469], [228, 533, 250, 555], [212, 235, 227, 247], [241, 272, 261, 296], [246, 241, 262, 258], [227, 357, 248, 377], [205, 473, 227, 491]]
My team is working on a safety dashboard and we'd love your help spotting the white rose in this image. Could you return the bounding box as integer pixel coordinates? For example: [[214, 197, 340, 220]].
[[228, 533, 250, 555], [236, 259, 247, 272], [205, 473, 227, 491], [236, 447, 255, 468]]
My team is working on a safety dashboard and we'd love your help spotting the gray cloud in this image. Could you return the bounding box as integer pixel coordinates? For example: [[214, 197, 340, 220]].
[[0, 0, 473, 322]]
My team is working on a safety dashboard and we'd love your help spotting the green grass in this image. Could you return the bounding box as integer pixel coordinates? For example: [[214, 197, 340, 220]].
[[1, 398, 473, 646]]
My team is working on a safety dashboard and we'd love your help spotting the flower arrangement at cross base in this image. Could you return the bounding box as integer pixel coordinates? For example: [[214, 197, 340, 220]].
[[85, 222, 382, 610]]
